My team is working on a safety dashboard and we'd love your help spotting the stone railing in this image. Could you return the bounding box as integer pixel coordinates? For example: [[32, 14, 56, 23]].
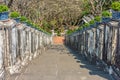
[[65, 19, 120, 80], [0, 19, 52, 79]]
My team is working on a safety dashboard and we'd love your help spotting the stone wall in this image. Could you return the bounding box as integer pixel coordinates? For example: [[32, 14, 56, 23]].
[[0, 19, 52, 79], [65, 19, 120, 79]]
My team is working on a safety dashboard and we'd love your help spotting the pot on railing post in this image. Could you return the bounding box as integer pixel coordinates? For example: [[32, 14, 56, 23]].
[[14, 17, 20, 23], [94, 16, 101, 27], [102, 11, 112, 23], [111, 10, 120, 20], [102, 17, 111, 23], [19, 16, 28, 26], [111, 2, 120, 20], [89, 19, 95, 28], [9, 11, 21, 22], [0, 5, 9, 20], [26, 20, 34, 27]]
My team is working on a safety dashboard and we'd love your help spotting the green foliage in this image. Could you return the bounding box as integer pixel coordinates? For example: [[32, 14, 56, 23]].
[[10, 11, 20, 18], [94, 16, 101, 22], [31, 23, 51, 34], [82, 10, 90, 16], [67, 29, 73, 34], [66, 23, 90, 34], [78, 26, 83, 30], [42, 20, 50, 28], [82, 0, 91, 16], [111, 1, 120, 11], [89, 20, 95, 25], [83, 23, 90, 28], [102, 11, 112, 17], [20, 16, 27, 22], [26, 20, 32, 25], [57, 31, 61, 36], [32, 23, 39, 28], [17, 15, 51, 34], [0, 5, 9, 13], [50, 20, 57, 26], [26, 20, 31, 24]]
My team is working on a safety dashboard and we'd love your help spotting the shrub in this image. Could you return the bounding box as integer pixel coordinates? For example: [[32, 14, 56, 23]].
[[0, 5, 9, 13], [10, 11, 20, 18], [78, 26, 83, 30], [26, 20, 32, 25], [94, 16, 101, 22], [20, 16, 27, 22], [67, 29, 73, 34], [111, 2, 120, 11], [83, 23, 90, 28], [89, 20, 95, 25], [57, 31, 61, 36], [102, 11, 112, 17]]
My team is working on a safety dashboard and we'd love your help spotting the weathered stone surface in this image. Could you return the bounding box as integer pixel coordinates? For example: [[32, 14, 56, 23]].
[[9, 45, 112, 80], [65, 20, 120, 79], [0, 19, 52, 79]]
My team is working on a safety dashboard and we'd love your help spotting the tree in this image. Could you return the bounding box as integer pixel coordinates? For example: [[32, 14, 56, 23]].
[[7, 0, 87, 32], [83, 0, 119, 16]]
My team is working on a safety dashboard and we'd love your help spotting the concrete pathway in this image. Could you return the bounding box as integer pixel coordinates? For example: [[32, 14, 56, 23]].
[[11, 45, 112, 80]]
